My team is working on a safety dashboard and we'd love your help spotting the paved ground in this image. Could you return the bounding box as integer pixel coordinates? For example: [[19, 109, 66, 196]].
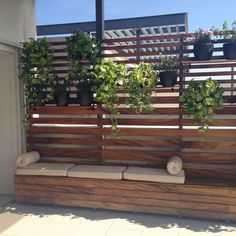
[[0, 195, 236, 236]]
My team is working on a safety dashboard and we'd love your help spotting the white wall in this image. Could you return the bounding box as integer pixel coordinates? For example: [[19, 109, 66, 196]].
[[0, 0, 36, 194], [0, 0, 36, 46], [0, 50, 21, 194]]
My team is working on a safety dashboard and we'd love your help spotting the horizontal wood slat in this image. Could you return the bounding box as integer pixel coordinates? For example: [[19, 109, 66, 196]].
[[28, 137, 180, 148], [15, 176, 236, 221]]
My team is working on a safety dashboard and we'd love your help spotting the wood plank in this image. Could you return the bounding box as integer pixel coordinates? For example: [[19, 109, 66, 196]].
[[28, 106, 182, 115], [185, 165, 236, 180], [119, 96, 179, 104], [15, 176, 236, 197], [28, 106, 103, 115], [15, 195, 236, 221], [182, 62, 236, 69], [181, 152, 236, 164], [30, 118, 181, 126], [179, 71, 236, 77], [15, 189, 233, 213], [182, 140, 236, 151], [28, 127, 236, 137], [15, 183, 236, 205], [182, 119, 236, 127], [30, 118, 103, 125], [28, 137, 180, 148], [102, 150, 179, 163], [36, 148, 102, 158], [38, 158, 101, 165]]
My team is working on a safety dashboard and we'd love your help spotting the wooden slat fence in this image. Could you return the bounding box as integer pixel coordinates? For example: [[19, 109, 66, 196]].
[[27, 33, 236, 181]]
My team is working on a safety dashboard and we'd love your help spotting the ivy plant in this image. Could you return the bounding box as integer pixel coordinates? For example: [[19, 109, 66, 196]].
[[179, 78, 224, 136], [19, 38, 55, 107], [125, 62, 156, 114], [66, 31, 100, 91], [91, 60, 127, 135]]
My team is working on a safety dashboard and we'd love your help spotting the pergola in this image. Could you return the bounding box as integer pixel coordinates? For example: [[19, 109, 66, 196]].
[[37, 1, 188, 41]]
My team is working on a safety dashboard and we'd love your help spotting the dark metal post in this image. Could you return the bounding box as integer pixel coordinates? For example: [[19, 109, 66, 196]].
[[96, 0, 104, 40], [136, 28, 141, 61]]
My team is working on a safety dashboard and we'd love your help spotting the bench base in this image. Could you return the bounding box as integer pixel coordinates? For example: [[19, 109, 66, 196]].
[[15, 175, 236, 221]]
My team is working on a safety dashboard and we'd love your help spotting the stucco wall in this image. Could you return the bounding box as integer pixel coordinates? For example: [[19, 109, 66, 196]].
[[0, 0, 36, 46], [0, 49, 21, 194], [0, 0, 36, 194]]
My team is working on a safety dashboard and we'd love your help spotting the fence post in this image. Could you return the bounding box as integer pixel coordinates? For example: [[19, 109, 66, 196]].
[[179, 36, 185, 153]]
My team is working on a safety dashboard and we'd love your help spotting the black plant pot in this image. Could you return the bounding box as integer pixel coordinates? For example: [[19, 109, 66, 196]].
[[34, 91, 45, 106], [32, 84, 45, 106], [78, 90, 93, 106], [159, 71, 177, 87], [193, 42, 214, 60], [54, 91, 69, 107], [223, 42, 236, 60]]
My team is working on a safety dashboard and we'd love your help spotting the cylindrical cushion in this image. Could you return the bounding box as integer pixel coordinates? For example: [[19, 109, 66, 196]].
[[16, 151, 40, 168], [167, 156, 183, 175]]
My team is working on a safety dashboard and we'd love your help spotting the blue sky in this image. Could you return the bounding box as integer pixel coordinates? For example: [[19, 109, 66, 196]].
[[36, 0, 236, 32]]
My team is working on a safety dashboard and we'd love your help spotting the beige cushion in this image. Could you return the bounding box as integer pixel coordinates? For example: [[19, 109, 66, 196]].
[[68, 165, 127, 180], [123, 167, 185, 184], [16, 163, 74, 176], [167, 156, 183, 175], [16, 151, 40, 168]]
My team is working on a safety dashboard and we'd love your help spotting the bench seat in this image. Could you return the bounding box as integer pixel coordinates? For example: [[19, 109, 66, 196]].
[[124, 167, 185, 184], [68, 165, 127, 180], [15, 175, 236, 222], [16, 163, 74, 177]]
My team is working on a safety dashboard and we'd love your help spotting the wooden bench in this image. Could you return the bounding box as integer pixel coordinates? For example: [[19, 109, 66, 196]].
[[15, 106, 236, 221], [15, 174, 236, 221]]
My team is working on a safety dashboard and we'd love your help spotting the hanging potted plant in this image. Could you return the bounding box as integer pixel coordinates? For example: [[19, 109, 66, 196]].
[[179, 78, 224, 137], [52, 76, 71, 107], [153, 56, 179, 87], [192, 28, 214, 60], [219, 20, 236, 60], [19, 38, 55, 107], [66, 31, 99, 106], [91, 60, 127, 135], [125, 62, 156, 114]]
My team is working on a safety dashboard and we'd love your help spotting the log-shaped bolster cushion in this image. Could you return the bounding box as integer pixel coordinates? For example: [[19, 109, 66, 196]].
[[167, 156, 183, 175], [16, 151, 40, 168]]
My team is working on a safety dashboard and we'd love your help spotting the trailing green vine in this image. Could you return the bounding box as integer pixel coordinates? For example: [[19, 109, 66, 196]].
[[125, 62, 156, 114], [179, 78, 224, 136], [91, 60, 127, 135]]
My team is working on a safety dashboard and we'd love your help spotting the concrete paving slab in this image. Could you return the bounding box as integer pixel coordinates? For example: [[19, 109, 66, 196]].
[[0, 201, 235, 236]]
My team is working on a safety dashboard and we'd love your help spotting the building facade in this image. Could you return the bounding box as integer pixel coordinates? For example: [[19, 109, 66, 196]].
[[0, 0, 36, 194]]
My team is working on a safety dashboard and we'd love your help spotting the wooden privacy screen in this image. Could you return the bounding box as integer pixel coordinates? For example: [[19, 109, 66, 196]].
[[27, 33, 236, 181]]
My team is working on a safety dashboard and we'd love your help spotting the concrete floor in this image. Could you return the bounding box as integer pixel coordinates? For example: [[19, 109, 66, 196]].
[[0, 195, 236, 236]]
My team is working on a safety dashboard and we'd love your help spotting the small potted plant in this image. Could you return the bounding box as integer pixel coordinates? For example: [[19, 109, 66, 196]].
[[66, 31, 99, 106], [52, 76, 71, 107], [91, 60, 127, 135], [19, 38, 55, 107], [153, 56, 179, 87], [179, 78, 224, 136], [192, 28, 214, 60], [219, 20, 236, 60], [125, 62, 156, 114], [77, 70, 94, 106]]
